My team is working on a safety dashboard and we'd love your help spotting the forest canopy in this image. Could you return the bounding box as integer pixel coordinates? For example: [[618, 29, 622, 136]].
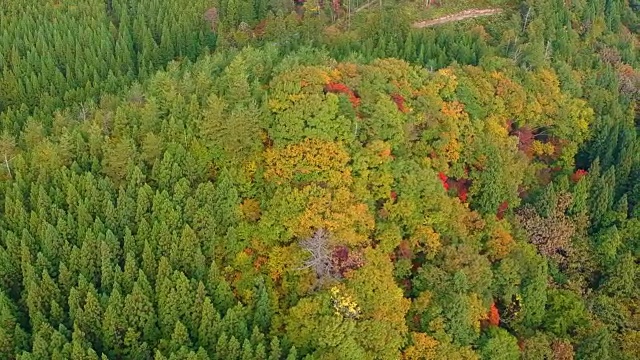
[[0, 0, 638, 359]]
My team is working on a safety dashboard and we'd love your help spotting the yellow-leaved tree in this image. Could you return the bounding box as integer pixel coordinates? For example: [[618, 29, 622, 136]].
[[262, 139, 374, 246]]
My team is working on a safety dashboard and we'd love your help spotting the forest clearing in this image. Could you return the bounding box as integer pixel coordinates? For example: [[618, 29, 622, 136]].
[[412, 8, 503, 28]]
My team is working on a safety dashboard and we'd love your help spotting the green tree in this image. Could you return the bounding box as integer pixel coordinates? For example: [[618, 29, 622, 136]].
[[197, 297, 221, 353], [122, 281, 158, 355], [479, 327, 520, 360], [543, 289, 588, 336]]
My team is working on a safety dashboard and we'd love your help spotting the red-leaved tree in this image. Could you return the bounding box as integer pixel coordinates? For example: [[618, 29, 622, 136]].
[[325, 82, 360, 108], [488, 302, 500, 326], [571, 169, 588, 183], [438, 172, 449, 191], [511, 126, 534, 158], [497, 201, 509, 220], [448, 178, 471, 202], [390, 93, 408, 113]]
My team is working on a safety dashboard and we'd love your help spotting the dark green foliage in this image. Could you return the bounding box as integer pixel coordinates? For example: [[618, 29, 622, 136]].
[[0, 0, 219, 117]]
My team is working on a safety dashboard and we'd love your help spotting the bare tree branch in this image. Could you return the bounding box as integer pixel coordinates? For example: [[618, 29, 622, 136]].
[[3, 154, 12, 179], [297, 229, 336, 281]]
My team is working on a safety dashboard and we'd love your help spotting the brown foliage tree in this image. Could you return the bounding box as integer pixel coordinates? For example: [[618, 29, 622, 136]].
[[551, 339, 574, 360], [516, 193, 575, 264]]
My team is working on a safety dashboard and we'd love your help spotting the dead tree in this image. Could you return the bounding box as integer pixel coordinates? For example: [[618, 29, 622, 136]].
[[0, 135, 17, 179], [203, 7, 219, 32], [3, 154, 13, 179], [544, 40, 552, 61], [297, 229, 365, 287], [522, 5, 532, 31], [297, 229, 335, 280]]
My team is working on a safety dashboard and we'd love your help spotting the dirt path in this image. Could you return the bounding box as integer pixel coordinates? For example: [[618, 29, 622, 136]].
[[412, 8, 502, 28], [355, 0, 378, 13]]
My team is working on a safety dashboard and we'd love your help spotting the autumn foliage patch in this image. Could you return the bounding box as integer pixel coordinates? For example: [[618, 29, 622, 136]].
[[497, 201, 509, 220], [438, 172, 449, 190], [449, 178, 471, 202], [511, 126, 535, 157], [331, 245, 364, 277], [325, 82, 361, 108], [390, 93, 408, 113], [457, 185, 468, 202], [488, 302, 500, 326], [571, 169, 588, 183], [438, 173, 471, 202]]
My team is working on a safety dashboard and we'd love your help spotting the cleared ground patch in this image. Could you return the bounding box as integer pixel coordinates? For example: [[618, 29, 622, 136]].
[[412, 8, 503, 28]]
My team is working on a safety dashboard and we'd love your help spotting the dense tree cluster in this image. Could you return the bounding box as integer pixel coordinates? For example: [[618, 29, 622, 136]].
[[0, 0, 638, 359], [0, 0, 217, 116]]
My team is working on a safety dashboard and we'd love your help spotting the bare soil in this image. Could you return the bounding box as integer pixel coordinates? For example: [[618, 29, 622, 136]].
[[412, 8, 502, 28]]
